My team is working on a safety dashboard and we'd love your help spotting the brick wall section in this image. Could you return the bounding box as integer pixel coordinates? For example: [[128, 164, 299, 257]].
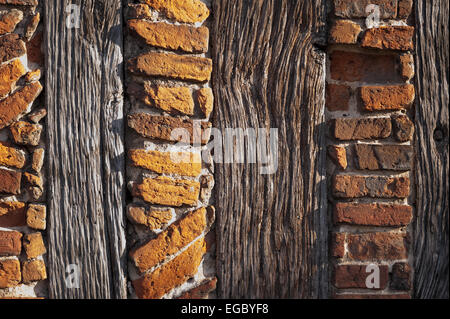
[[327, 0, 414, 299], [125, 0, 216, 299], [0, 0, 46, 298]]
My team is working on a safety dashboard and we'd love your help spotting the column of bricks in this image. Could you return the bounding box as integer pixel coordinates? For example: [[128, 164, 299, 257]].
[[0, 0, 47, 298], [125, 0, 216, 299], [327, 0, 415, 299]]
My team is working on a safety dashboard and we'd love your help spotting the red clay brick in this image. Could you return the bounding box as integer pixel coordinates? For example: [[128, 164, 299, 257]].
[[354, 144, 413, 170], [346, 232, 409, 261], [361, 26, 414, 51], [0, 201, 27, 227], [0, 230, 22, 256], [0, 168, 22, 195], [333, 0, 398, 19], [326, 84, 351, 111], [329, 20, 362, 44], [332, 117, 392, 140], [360, 84, 415, 111], [334, 264, 389, 289]]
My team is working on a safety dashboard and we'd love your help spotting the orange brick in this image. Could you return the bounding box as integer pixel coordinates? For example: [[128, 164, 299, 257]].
[[197, 88, 214, 118], [22, 259, 47, 283], [142, 0, 210, 24], [361, 26, 414, 51], [0, 59, 26, 98], [0, 168, 21, 194], [127, 205, 173, 230], [0, 230, 22, 256], [23, 232, 46, 259], [329, 20, 361, 44], [0, 259, 21, 289], [0, 9, 23, 35], [360, 84, 415, 111], [0, 141, 25, 169]]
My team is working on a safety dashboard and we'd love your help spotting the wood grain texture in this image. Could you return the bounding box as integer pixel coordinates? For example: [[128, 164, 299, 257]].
[[44, 0, 126, 298], [212, 0, 328, 298], [413, 0, 449, 299]]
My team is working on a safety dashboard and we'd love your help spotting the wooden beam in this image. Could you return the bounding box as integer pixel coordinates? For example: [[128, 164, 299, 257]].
[[413, 0, 449, 299], [44, 0, 126, 298], [211, 0, 328, 298]]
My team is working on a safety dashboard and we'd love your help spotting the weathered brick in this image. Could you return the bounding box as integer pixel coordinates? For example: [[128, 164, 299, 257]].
[[23, 232, 46, 259], [331, 232, 346, 258], [0, 81, 43, 129], [132, 176, 200, 206], [129, 149, 201, 177], [128, 52, 212, 82], [31, 148, 44, 173], [398, 0, 413, 19], [346, 232, 409, 261], [128, 113, 211, 144], [331, 117, 392, 140], [0, 168, 21, 194], [24, 69, 41, 83], [9, 121, 42, 146], [22, 259, 47, 283], [0, 230, 22, 256], [24, 12, 40, 41], [133, 237, 206, 299], [0, 59, 26, 98], [362, 26, 414, 51], [26, 204, 46, 230], [399, 53, 414, 81], [0, 141, 25, 169], [128, 4, 152, 19], [0, 34, 26, 64], [0, 201, 26, 227], [333, 293, 410, 299], [334, 202, 413, 226], [327, 145, 347, 170], [0, 259, 21, 289], [127, 205, 173, 230], [334, 264, 389, 289], [354, 144, 413, 170], [390, 262, 411, 290], [329, 20, 362, 44], [128, 83, 194, 115], [0, 0, 38, 5], [131, 207, 208, 273], [177, 277, 217, 299], [28, 107, 47, 123], [0, 9, 23, 35], [333, 0, 398, 19], [128, 20, 209, 53], [332, 174, 410, 198], [326, 84, 351, 111], [360, 84, 415, 111], [23, 172, 43, 200], [330, 51, 401, 83], [142, 0, 210, 24], [197, 88, 213, 118], [392, 114, 414, 142], [26, 31, 43, 65]]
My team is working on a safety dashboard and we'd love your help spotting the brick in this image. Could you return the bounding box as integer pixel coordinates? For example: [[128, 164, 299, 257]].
[[133, 237, 206, 299], [360, 84, 415, 111], [26, 204, 46, 230], [334, 202, 412, 226], [24, 69, 41, 83], [327, 145, 347, 170], [329, 20, 361, 44], [330, 51, 401, 83], [331, 117, 392, 140], [129, 149, 201, 177], [399, 53, 414, 81], [0, 141, 25, 169], [22, 259, 47, 283], [334, 264, 389, 289], [332, 174, 410, 198], [334, 293, 410, 299], [26, 31, 43, 64], [128, 4, 152, 19], [0, 9, 23, 36], [326, 84, 351, 111], [346, 232, 409, 261], [28, 108, 47, 123], [0, 230, 22, 256], [333, 0, 398, 19], [0, 201, 26, 227], [398, 0, 413, 19], [128, 52, 212, 82], [197, 88, 214, 118], [354, 144, 413, 170], [128, 20, 209, 53], [31, 148, 44, 173], [0, 34, 26, 64], [177, 277, 217, 299], [23, 232, 46, 259], [0, 59, 26, 98], [9, 121, 42, 146], [0, 81, 43, 129], [0, 168, 21, 194], [24, 12, 40, 41], [390, 262, 411, 290], [132, 176, 200, 207], [0, 259, 21, 289], [23, 172, 43, 200], [331, 232, 346, 258], [131, 207, 208, 273], [0, 0, 38, 5], [128, 83, 194, 115], [127, 205, 173, 230], [128, 113, 211, 145], [142, 0, 210, 24], [392, 114, 414, 142], [362, 26, 414, 51]]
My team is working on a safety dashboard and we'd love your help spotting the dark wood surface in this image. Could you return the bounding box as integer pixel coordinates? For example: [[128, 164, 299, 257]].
[[211, 0, 328, 298], [44, 0, 126, 298], [413, 0, 449, 299]]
